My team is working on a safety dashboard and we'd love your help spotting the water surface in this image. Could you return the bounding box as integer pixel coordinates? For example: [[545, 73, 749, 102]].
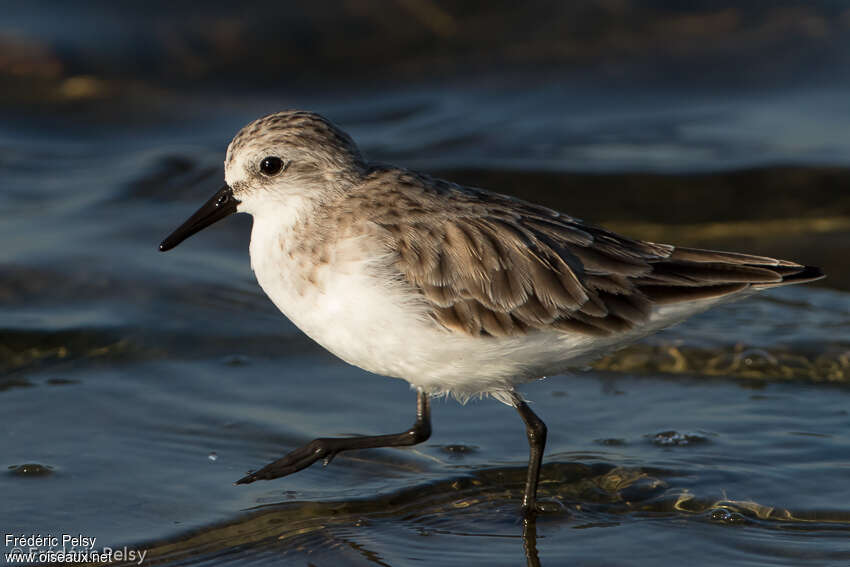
[[3, 8, 850, 564]]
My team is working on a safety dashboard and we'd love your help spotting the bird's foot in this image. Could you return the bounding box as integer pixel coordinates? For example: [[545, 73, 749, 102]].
[[235, 439, 337, 485]]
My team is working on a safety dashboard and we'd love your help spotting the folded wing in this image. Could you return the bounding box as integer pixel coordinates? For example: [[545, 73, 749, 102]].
[[377, 184, 822, 338]]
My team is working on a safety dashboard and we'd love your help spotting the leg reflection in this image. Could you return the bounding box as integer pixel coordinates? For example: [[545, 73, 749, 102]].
[[522, 517, 541, 567]]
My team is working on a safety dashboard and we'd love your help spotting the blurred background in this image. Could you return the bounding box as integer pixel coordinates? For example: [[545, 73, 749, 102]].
[[3, 2, 850, 566], [4, 0, 850, 281]]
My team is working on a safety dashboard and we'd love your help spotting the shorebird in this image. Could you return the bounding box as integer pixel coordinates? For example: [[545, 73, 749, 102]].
[[159, 110, 823, 515]]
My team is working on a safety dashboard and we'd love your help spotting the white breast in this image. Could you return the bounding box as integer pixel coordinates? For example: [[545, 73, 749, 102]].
[[249, 211, 437, 375]]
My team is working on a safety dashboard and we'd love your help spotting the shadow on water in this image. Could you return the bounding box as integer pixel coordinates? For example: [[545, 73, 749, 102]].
[[105, 461, 850, 566]]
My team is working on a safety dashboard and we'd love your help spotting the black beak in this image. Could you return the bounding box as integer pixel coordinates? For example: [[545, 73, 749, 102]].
[[159, 185, 240, 251]]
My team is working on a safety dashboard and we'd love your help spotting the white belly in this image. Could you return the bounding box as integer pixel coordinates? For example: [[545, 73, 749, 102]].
[[247, 214, 736, 403]]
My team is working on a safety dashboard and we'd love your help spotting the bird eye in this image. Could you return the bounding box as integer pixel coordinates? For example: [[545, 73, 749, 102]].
[[259, 156, 285, 176], [216, 193, 230, 206]]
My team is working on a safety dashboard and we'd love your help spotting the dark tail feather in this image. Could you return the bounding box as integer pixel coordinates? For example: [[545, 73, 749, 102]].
[[635, 245, 824, 304], [753, 265, 825, 289]]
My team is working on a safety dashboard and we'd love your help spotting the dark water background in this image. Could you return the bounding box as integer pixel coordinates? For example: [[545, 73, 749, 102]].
[[3, 2, 850, 565]]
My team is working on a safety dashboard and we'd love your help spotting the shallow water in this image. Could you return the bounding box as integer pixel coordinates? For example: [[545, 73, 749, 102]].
[[4, 33, 850, 567]]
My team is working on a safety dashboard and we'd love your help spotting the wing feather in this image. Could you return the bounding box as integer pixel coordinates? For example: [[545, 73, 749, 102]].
[[361, 169, 823, 338]]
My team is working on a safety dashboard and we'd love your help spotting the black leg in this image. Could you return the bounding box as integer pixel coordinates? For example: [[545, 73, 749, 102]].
[[236, 389, 431, 485], [513, 394, 547, 516]]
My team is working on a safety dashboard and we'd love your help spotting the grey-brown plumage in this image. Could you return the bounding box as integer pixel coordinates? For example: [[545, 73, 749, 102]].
[[222, 110, 823, 343], [306, 166, 823, 340]]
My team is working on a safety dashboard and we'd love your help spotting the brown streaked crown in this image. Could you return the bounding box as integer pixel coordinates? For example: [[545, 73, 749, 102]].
[[226, 111, 366, 186]]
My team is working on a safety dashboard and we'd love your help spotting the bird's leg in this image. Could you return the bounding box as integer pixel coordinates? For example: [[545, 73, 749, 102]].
[[236, 389, 431, 485], [513, 393, 548, 516]]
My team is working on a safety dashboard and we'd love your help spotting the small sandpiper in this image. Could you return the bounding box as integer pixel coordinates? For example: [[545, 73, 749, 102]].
[[160, 110, 823, 515]]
